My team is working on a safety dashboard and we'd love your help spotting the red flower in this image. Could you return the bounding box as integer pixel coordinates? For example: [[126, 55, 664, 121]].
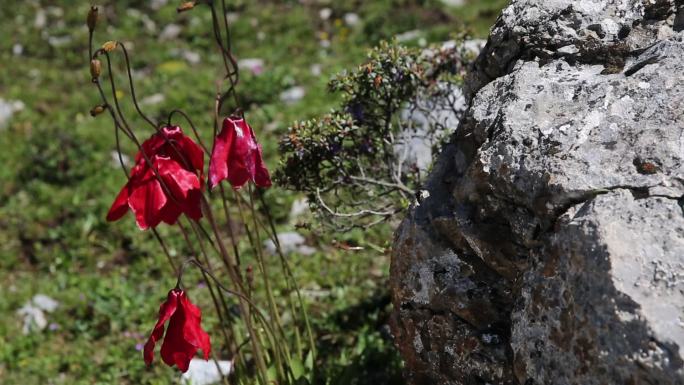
[[143, 288, 211, 372], [107, 126, 205, 230], [209, 117, 271, 189]]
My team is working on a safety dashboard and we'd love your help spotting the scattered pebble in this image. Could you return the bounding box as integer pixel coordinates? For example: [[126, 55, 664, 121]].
[[47, 35, 72, 47], [34, 9, 47, 29], [280, 86, 306, 105], [160, 24, 182, 41], [264, 232, 315, 256], [440, 0, 466, 6], [33, 294, 59, 312], [182, 50, 201, 65], [289, 198, 310, 220], [310, 63, 322, 76], [181, 358, 233, 385], [17, 294, 59, 335], [110, 151, 132, 169], [395, 30, 421, 42], [319, 8, 332, 20], [13, 44, 23, 56], [0, 98, 25, 130], [140, 93, 165, 106], [225, 13, 240, 24], [238, 58, 265, 76], [344, 13, 360, 27], [150, 0, 169, 11]]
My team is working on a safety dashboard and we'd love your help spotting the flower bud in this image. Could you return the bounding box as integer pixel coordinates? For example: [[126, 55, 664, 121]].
[[177, 2, 196, 12], [90, 59, 101, 80], [87, 6, 98, 31], [102, 40, 117, 52], [90, 104, 107, 117]]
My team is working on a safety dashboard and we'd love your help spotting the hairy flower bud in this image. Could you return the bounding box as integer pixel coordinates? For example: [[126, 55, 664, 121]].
[[90, 104, 107, 117], [102, 41, 117, 52], [87, 6, 98, 31], [90, 59, 101, 80], [177, 2, 196, 12]]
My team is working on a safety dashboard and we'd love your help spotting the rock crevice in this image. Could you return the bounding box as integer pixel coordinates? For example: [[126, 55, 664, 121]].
[[390, 1, 684, 384]]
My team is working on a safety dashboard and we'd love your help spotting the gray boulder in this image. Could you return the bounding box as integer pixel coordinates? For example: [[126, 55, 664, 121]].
[[390, 1, 684, 384]]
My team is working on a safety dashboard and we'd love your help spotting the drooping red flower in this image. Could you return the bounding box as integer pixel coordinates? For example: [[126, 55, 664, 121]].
[[209, 117, 272, 189], [143, 288, 211, 373], [107, 126, 205, 230]]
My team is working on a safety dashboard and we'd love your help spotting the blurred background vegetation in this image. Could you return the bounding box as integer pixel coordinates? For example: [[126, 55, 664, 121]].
[[0, 0, 506, 384]]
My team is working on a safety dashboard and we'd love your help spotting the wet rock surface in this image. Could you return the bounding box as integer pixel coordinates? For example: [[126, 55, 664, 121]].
[[390, 1, 684, 384]]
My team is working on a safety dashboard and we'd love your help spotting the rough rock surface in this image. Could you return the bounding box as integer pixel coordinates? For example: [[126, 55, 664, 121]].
[[390, 1, 684, 384]]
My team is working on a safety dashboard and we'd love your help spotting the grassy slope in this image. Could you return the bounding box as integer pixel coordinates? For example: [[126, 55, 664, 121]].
[[0, 1, 506, 384]]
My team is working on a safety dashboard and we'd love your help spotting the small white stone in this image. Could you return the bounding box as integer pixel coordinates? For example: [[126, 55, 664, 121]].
[[182, 50, 201, 65], [263, 232, 313, 255], [289, 198, 310, 220], [13, 44, 23, 56], [32, 294, 59, 312], [18, 305, 47, 334], [319, 8, 332, 20], [140, 93, 165, 106], [344, 13, 360, 27], [238, 58, 265, 75], [34, 9, 47, 29], [396, 30, 421, 42], [110, 151, 132, 169], [280, 86, 306, 104], [160, 24, 182, 41], [310, 64, 322, 76], [150, 0, 168, 10], [181, 358, 233, 385], [0, 98, 25, 130]]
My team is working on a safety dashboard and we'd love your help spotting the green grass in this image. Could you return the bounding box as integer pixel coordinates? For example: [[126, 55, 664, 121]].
[[0, 1, 505, 384]]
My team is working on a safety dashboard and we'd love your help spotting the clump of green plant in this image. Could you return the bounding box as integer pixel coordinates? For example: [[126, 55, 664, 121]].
[[277, 39, 473, 230]]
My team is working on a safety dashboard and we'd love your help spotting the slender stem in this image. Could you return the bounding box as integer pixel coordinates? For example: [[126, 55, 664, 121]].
[[177, 220, 234, 355], [200, 197, 269, 385], [119, 42, 157, 129], [258, 193, 318, 364], [151, 228, 178, 275], [246, 185, 292, 364], [168, 109, 210, 154]]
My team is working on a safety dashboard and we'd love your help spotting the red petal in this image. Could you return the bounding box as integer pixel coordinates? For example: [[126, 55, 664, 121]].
[[106, 184, 130, 221], [179, 133, 205, 175], [160, 291, 211, 372], [209, 118, 236, 188], [144, 289, 180, 366], [180, 292, 211, 360], [137, 131, 166, 164], [227, 119, 258, 189], [128, 175, 167, 230], [158, 200, 183, 225], [183, 190, 203, 220], [252, 140, 272, 188], [157, 157, 201, 199]]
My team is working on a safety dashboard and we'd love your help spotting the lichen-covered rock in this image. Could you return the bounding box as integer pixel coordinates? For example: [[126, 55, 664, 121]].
[[390, 1, 684, 384]]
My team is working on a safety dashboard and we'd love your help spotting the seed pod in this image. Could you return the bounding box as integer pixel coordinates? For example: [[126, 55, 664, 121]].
[[87, 6, 98, 31], [102, 41, 117, 52], [90, 104, 107, 117], [90, 59, 101, 80], [177, 2, 195, 12]]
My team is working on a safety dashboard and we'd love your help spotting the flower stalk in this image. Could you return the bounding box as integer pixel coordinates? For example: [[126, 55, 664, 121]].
[[87, 2, 315, 383]]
